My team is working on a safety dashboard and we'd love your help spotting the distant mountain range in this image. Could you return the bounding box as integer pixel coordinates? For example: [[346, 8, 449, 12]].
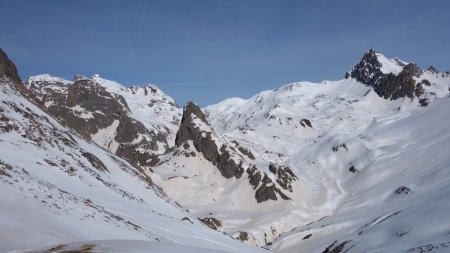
[[1, 48, 449, 253]]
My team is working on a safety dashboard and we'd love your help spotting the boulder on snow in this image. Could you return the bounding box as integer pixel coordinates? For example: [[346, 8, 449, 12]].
[[300, 118, 312, 128], [238, 231, 249, 241], [394, 186, 411, 195], [199, 217, 222, 230]]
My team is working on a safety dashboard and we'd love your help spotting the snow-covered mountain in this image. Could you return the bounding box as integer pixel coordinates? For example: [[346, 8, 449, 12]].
[[152, 101, 299, 246], [204, 50, 450, 251], [0, 49, 266, 253], [1, 48, 450, 253], [26, 73, 182, 168]]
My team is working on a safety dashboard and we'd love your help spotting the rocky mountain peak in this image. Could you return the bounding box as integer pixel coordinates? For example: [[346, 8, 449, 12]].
[[73, 74, 88, 81], [345, 49, 382, 83], [174, 101, 294, 203], [175, 102, 245, 178], [403, 62, 421, 77], [427, 65, 439, 73], [0, 49, 21, 85], [185, 101, 207, 123], [175, 102, 209, 147], [346, 49, 426, 100]]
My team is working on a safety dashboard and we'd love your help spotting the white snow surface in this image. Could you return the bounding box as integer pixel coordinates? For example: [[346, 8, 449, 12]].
[[14, 240, 234, 253], [375, 53, 407, 75], [0, 78, 267, 253], [26, 74, 72, 86], [204, 76, 450, 251]]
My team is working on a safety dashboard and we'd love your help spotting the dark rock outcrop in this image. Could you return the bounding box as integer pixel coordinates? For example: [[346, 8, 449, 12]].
[[246, 165, 291, 202], [419, 79, 431, 86], [0, 49, 21, 85], [269, 164, 297, 192], [27, 77, 168, 168], [303, 234, 312, 240], [300, 119, 312, 128], [323, 240, 351, 253], [175, 102, 244, 179], [345, 49, 382, 83], [47, 79, 127, 138], [175, 102, 292, 203], [199, 217, 222, 230], [346, 49, 423, 100], [238, 231, 249, 241], [394, 186, 411, 195], [332, 143, 348, 152], [0, 49, 43, 105], [255, 175, 290, 203], [427, 65, 439, 73], [349, 165, 358, 173], [232, 140, 255, 160], [82, 152, 108, 173], [255, 175, 278, 203], [247, 166, 262, 189]]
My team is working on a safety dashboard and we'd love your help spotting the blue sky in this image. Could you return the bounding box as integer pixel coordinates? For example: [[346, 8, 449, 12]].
[[1, 0, 449, 106]]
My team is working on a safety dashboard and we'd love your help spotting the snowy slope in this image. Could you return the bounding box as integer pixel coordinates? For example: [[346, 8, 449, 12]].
[[0, 77, 267, 253], [17, 240, 235, 253], [375, 52, 406, 75], [203, 53, 450, 252], [147, 100, 316, 246], [271, 94, 450, 253], [3, 48, 450, 253]]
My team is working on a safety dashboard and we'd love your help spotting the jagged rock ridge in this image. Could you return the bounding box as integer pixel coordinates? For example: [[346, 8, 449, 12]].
[[174, 102, 295, 202], [175, 102, 244, 179], [0, 49, 21, 85], [346, 49, 424, 100], [2, 47, 450, 251]]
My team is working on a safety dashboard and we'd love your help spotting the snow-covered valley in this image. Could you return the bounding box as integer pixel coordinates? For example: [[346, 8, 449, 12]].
[[1, 48, 450, 252]]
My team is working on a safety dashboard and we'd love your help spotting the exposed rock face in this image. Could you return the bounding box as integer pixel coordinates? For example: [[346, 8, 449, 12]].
[[254, 174, 290, 203], [199, 217, 222, 230], [238, 231, 249, 241], [0, 49, 21, 85], [346, 49, 422, 100], [47, 79, 127, 139], [300, 118, 312, 128], [82, 152, 108, 173], [394, 186, 411, 195], [247, 165, 291, 203], [26, 77, 168, 168], [247, 166, 262, 190], [0, 49, 47, 109], [323, 240, 351, 253], [175, 102, 244, 179], [332, 143, 348, 152], [254, 175, 278, 202], [269, 164, 297, 192], [348, 165, 358, 173], [175, 102, 293, 203], [345, 49, 382, 83], [427, 65, 439, 73], [232, 140, 255, 160]]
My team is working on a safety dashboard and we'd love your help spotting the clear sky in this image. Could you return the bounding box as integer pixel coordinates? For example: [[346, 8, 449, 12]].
[[1, 0, 449, 106]]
